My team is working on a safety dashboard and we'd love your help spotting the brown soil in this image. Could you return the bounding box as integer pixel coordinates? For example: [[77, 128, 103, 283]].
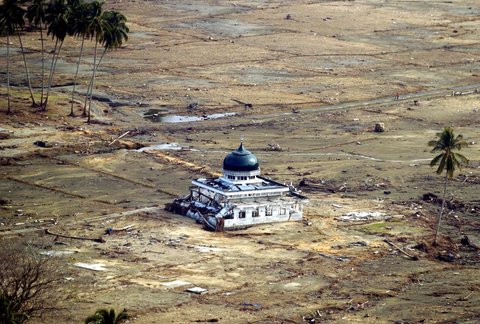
[[1, 0, 479, 323]]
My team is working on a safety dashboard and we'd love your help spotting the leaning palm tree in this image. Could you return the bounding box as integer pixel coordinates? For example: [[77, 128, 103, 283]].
[[43, 0, 69, 110], [26, 0, 48, 107], [428, 127, 469, 245], [85, 308, 128, 324], [86, 10, 129, 123], [0, 0, 26, 113], [69, 1, 95, 117]]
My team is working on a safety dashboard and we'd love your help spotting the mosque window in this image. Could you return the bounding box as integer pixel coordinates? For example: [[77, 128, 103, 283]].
[[266, 207, 272, 216]]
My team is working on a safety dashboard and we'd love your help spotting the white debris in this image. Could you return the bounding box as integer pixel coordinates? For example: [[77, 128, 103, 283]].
[[195, 245, 222, 253], [74, 263, 107, 271], [336, 211, 385, 221], [161, 280, 191, 288], [186, 287, 208, 294], [284, 282, 301, 288], [41, 250, 77, 256]]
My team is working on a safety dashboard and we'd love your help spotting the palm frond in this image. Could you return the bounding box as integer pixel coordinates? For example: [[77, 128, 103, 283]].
[[85, 313, 101, 324], [454, 152, 469, 165], [115, 310, 129, 323], [436, 154, 447, 175], [446, 156, 455, 178], [430, 153, 444, 167]]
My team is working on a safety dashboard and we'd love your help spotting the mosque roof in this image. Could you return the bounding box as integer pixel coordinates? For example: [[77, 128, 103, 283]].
[[223, 143, 259, 172]]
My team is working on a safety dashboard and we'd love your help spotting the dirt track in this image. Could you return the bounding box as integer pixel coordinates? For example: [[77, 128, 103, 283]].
[[1, 0, 480, 322]]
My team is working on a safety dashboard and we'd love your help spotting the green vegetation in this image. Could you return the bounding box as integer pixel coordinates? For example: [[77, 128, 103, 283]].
[[428, 127, 469, 245], [85, 308, 129, 324]]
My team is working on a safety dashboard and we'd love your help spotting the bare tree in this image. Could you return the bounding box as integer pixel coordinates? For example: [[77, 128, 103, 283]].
[[0, 238, 61, 323]]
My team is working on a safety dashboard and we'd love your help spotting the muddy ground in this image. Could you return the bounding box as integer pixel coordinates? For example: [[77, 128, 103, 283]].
[[1, 0, 480, 323]]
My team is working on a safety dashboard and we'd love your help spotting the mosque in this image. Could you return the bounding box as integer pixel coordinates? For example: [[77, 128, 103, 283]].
[[168, 143, 307, 231]]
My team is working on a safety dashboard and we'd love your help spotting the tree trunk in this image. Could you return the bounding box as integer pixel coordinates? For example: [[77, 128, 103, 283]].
[[42, 38, 58, 111], [84, 40, 98, 118], [434, 173, 449, 245], [87, 48, 107, 124], [17, 29, 37, 107], [70, 36, 85, 117], [43, 39, 63, 111], [39, 26, 45, 106], [6, 34, 11, 114]]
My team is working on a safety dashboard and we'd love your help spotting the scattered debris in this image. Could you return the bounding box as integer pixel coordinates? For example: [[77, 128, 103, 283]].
[[240, 302, 262, 309], [266, 141, 282, 151], [109, 131, 130, 146], [412, 241, 429, 253], [194, 245, 222, 253], [33, 140, 53, 148], [188, 102, 199, 110], [0, 144, 19, 150], [336, 211, 385, 222], [231, 99, 253, 109], [193, 319, 218, 323], [284, 282, 301, 288], [348, 241, 368, 247], [0, 198, 12, 205], [186, 287, 208, 294], [318, 252, 350, 262], [45, 229, 106, 243], [421, 192, 467, 211], [40, 250, 77, 256], [384, 239, 419, 260], [161, 280, 191, 288], [436, 251, 456, 263], [374, 123, 385, 133], [105, 224, 135, 234], [0, 128, 14, 139], [74, 263, 107, 271], [460, 236, 479, 250]]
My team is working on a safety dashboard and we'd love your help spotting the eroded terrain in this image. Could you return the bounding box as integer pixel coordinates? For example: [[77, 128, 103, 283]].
[[1, 0, 480, 322]]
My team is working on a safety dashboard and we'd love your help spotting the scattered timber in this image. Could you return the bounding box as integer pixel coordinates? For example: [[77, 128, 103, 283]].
[[45, 229, 106, 243]]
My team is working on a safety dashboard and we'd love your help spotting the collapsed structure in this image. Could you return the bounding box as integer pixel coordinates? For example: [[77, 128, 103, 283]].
[[168, 143, 307, 231]]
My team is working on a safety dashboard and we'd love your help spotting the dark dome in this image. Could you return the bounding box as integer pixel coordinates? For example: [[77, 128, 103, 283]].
[[223, 143, 259, 172]]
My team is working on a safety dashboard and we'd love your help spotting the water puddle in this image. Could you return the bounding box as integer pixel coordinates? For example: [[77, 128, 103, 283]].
[[143, 109, 236, 123], [137, 143, 183, 152]]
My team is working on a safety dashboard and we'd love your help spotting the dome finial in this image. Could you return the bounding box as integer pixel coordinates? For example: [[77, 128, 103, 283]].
[[239, 136, 244, 150]]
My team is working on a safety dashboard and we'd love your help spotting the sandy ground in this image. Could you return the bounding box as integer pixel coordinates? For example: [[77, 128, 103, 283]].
[[1, 0, 480, 322]]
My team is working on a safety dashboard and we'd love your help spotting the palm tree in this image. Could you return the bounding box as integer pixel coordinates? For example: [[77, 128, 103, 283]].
[[82, 0, 107, 117], [86, 9, 129, 123], [428, 127, 469, 245], [14, 3, 39, 107], [0, 0, 26, 113], [85, 308, 128, 324], [26, 0, 48, 107], [69, 1, 95, 117], [43, 0, 69, 110]]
